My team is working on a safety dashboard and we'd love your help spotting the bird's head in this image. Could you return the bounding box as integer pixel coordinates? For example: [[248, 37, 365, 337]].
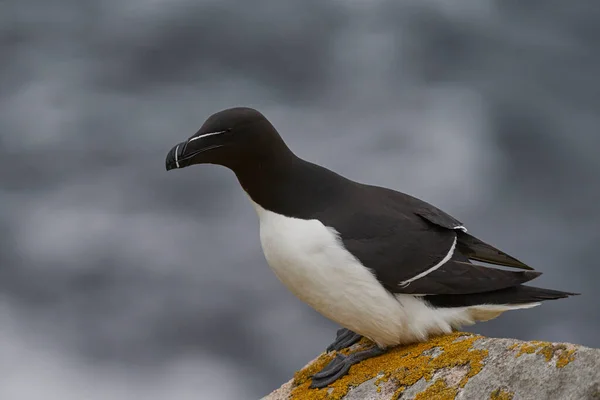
[[165, 107, 287, 171]]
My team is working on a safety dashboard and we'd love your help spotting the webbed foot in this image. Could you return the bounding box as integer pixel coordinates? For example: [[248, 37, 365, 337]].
[[310, 345, 386, 388], [326, 328, 363, 352]]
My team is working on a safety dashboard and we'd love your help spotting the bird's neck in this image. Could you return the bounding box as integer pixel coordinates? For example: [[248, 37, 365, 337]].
[[233, 153, 349, 219]]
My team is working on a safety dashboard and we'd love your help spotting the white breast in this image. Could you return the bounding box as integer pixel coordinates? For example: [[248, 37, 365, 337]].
[[248, 200, 486, 347]]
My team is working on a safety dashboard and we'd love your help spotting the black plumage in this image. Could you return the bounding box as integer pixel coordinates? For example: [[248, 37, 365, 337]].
[[165, 107, 578, 308], [166, 107, 579, 389]]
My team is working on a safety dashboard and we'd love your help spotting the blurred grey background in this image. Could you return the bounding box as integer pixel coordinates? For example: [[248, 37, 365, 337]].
[[1, 1, 599, 399]]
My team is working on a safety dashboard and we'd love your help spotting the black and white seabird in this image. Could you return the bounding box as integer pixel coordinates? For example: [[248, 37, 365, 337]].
[[165, 107, 578, 389]]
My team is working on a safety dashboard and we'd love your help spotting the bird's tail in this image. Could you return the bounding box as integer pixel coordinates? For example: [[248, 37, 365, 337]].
[[424, 284, 579, 309]]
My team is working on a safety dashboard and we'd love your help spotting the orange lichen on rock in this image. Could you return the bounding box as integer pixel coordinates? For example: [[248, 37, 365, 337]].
[[509, 341, 576, 368], [413, 379, 457, 400], [490, 387, 514, 400], [290, 332, 488, 400]]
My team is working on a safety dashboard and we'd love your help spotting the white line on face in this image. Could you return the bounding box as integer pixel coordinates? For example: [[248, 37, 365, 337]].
[[188, 130, 227, 143]]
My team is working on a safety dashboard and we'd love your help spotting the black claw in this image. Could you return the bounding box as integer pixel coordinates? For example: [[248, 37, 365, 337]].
[[326, 328, 363, 352], [312, 354, 347, 379], [335, 333, 362, 351], [310, 346, 387, 389], [328, 328, 351, 349], [310, 362, 353, 388], [337, 328, 351, 340]]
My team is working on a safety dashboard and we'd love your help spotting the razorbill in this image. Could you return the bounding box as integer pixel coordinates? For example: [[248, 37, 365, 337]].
[[165, 107, 578, 389]]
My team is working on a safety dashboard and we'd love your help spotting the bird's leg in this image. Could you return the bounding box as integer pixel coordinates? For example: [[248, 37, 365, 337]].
[[310, 345, 387, 388], [326, 328, 363, 352]]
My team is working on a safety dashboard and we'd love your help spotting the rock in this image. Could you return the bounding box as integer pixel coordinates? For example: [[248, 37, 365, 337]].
[[262, 332, 600, 400]]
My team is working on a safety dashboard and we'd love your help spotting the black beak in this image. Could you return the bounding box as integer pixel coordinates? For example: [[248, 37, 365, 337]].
[[166, 131, 227, 171], [165, 141, 186, 171]]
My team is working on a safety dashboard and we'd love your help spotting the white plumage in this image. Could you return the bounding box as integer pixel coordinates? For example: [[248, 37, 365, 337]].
[[251, 200, 539, 348]]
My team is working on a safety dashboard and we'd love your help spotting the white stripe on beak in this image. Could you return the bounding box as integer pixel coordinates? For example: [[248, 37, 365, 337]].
[[174, 144, 180, 168]]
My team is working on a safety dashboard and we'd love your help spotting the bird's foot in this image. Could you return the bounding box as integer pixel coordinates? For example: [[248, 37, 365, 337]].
[[310, 346, 386, 389], [326, 328, 363, 352]]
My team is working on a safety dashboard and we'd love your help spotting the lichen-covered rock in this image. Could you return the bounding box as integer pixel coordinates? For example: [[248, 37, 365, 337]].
[[262, 332, 600, 400]]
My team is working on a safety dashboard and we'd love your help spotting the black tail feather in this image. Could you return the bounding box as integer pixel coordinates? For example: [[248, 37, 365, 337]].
[[424, 284, 579, 308], [457, 232, 534, 270]]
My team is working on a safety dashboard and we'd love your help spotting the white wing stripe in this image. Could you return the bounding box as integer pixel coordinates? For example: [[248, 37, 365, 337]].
[[399, 235, 457, 287]]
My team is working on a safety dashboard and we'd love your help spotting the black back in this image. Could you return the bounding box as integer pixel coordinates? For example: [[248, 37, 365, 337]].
[[173, 108, 576, 303]]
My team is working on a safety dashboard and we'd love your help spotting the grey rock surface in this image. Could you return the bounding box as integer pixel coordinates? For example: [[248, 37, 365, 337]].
[[262, 333, 600, 400]]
